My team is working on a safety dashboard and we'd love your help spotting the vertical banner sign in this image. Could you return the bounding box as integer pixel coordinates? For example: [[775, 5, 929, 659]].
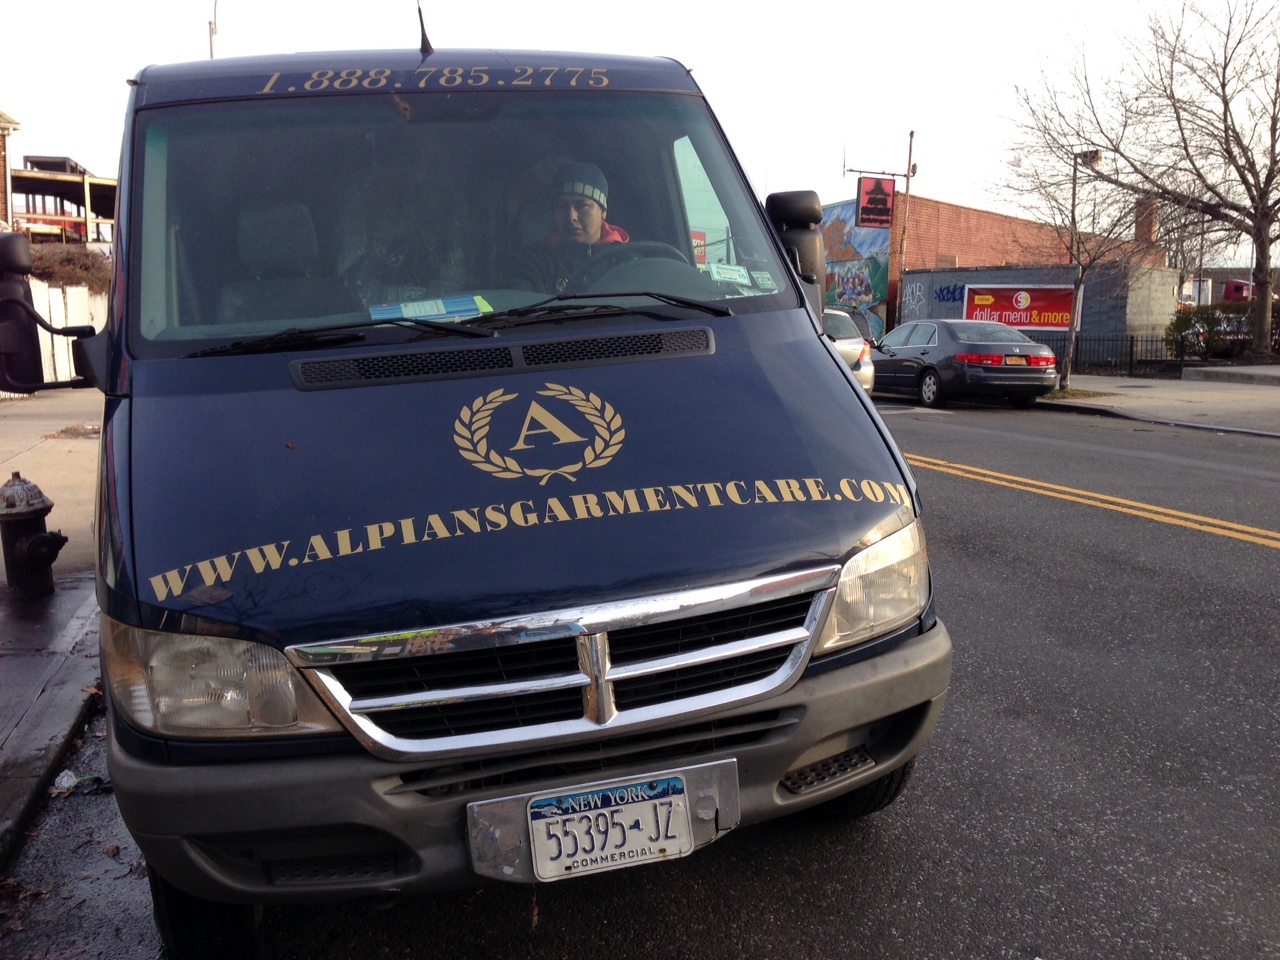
[[690, 231, 707, 266], [964, 285, 1075, 329], [856, 177, 895, 228]]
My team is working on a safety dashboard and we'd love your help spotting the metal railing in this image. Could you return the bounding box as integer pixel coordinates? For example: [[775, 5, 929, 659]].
[[1026, 333, 1187, 379]]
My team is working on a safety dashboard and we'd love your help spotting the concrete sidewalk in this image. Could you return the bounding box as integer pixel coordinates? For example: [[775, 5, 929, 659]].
[[0, 367, 1277, 871], [1, 388, 104, 870], [0, 388, 103, 574], [1041, 365, 1280, 437]]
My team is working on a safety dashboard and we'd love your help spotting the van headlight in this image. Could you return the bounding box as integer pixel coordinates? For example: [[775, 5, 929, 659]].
[[101, 615, 344, 738], [814, 520, 930, 655]]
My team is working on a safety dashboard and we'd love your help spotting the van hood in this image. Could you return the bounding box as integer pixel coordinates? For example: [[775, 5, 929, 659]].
[[126, 321, 913, 644]]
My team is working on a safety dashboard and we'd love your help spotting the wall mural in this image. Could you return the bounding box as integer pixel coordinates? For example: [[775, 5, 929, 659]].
[[820, 200, 890, 341]]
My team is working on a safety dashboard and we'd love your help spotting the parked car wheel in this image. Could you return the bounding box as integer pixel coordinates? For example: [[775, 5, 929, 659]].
[[149, 868, 261, 960], [919, 370, 945, 407]]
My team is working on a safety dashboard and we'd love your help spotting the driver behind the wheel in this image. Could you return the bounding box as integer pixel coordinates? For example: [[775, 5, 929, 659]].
[[514, 162, 630, 293], [553, 162, 628, 247]]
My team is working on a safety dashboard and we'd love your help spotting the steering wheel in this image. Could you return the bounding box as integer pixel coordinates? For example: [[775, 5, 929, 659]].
[[572, 241, 692, 291]]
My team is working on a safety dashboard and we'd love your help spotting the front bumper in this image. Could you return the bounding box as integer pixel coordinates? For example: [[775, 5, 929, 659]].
[[109, 619, 951, 904]]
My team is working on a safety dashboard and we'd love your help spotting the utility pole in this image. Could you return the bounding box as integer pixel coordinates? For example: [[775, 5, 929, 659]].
[[896, 131, 915, 326], [844, 132, 917, 329], [209, 0, 218, 59]]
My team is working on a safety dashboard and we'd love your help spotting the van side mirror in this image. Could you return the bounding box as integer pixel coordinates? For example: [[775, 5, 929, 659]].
[[0, 232, 34, 274], [765, 190, 825, 316], [0, 233, 98, 393]]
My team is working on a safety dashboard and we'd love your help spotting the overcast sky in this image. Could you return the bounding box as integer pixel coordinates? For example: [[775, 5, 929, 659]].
[[3, 0, 1168, 217]]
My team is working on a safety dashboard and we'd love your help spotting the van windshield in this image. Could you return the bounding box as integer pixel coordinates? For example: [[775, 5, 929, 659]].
[[129, 91, 796, 357]]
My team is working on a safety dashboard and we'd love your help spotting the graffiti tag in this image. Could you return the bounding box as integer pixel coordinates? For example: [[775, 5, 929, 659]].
[[902, 281, 926, 318], [934, 284, 965, 304]]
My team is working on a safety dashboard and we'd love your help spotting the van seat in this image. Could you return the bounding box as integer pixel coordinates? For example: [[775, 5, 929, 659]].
[[217, 203, 357, 323]]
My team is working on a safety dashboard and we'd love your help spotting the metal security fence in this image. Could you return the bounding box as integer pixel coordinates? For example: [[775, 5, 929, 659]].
[[1026, 333, 1186, 379]]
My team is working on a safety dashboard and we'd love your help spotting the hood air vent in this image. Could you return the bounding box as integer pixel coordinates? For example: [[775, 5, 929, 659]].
[[291, 327, 713, 391]]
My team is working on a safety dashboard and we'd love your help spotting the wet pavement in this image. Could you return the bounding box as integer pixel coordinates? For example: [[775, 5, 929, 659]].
[[1, 388, 102, 869]]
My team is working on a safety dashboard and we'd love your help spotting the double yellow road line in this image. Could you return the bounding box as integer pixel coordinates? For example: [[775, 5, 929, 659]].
[[905, 454, 1280, 550]]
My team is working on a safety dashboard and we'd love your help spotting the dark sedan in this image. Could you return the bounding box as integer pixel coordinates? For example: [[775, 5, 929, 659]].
[[872, 320, 1058, 407]]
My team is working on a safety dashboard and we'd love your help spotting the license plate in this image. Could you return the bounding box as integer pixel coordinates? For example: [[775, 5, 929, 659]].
[[1005, 355, 1028, 365], [528, 775, 693, 881]]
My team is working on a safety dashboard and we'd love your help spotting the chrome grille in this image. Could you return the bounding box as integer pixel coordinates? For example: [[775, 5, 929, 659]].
[[334, 638, 581, 700], [613, 645, 793, 710], [608, 594, 813, 663], [389, 711, 795, 796], [373, 689, 584, 739], [289, 567, 838, 761]]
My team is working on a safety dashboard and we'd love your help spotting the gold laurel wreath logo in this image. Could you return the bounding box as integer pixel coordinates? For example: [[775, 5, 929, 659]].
[[454, 383, 625, 484]]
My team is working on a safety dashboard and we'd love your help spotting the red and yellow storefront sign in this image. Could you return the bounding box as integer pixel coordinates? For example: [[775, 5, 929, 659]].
[[964, 286, 1074, 329]]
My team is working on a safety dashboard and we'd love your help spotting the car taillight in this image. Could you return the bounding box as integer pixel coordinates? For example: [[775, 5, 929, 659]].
[[858, 341, 872, 363], [1028, 356, 1056, 367], [955, 353, 1004, 366]]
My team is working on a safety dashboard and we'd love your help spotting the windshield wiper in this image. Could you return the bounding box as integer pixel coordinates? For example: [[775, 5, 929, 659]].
[[472, 302, 630, 330], [616, 291, 733, 317], [393, 317, 498, 338], [469, 292, 732, 331], [186, 317, 495, 358]]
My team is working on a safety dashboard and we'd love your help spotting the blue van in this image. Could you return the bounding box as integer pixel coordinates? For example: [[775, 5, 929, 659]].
[[0, 46, 951, 959]]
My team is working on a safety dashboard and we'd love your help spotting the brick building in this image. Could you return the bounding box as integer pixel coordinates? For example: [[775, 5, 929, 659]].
[[889, 195, 1070, 276], [883, 194, 1178, 335]]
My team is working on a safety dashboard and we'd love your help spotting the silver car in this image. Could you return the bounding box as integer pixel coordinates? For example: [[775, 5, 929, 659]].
[[822, 307, 875, 391]]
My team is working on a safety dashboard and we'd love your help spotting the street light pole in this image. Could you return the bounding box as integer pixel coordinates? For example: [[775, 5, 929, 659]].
[[209, 0, 219, 59], [1069, 150, 1101, 265], [1064, 149, 1101, 390]]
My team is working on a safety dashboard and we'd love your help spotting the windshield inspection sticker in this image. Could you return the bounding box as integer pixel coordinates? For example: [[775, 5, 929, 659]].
[[370, 295, 493, 322], [751, 272, 778, 292], [707, 263, 751, 285]]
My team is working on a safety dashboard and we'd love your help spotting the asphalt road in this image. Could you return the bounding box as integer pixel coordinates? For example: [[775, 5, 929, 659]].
[[3, 402, 1278, 960]]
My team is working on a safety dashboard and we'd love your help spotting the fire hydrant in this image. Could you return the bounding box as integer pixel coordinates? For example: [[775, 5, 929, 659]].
[[0, 472, 68, 597]]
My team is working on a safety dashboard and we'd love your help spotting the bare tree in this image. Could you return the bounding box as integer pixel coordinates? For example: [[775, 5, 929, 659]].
[[1004, 143, 1163, 388], [1017, 0, 1280, 357], [1157, 202, 1242, 299]]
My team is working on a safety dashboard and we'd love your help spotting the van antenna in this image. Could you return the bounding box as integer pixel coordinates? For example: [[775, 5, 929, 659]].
[[418, 3, 434, 56]]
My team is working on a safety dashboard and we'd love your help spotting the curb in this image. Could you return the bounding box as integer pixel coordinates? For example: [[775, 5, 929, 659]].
[[1037, 399, 1280, 440], [0, 590, 101, 872], [1182, 368, 1280, 386]]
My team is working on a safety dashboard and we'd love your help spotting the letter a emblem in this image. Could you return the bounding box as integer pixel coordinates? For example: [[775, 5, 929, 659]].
[[510, 400, 588, 451]]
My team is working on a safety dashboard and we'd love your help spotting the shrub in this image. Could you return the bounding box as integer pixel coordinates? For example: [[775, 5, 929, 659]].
[[28, 244, 112, 295], [1165, 301, 1279, 359]]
